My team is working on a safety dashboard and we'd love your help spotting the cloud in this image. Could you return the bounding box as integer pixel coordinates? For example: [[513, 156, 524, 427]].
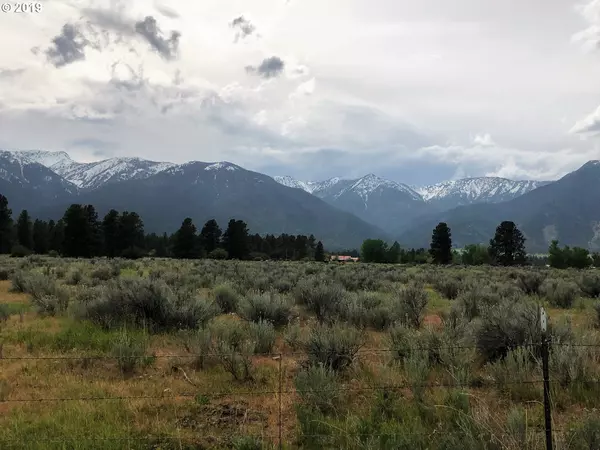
[[572, 0, 600, 51], [246, 56, 285, 78], [45, 24, 89, 67], [155, 3, 180, 19], [230, 16, 256, 42], [0, 68, 25, 79], [134, 16, 181, 60], [570, 105, 600, 136], [414, 135, 596, 181], [68, 138, 118, 157]]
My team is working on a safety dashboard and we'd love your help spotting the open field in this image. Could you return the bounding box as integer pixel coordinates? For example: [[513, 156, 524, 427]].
[[1, 256, 600, 449]]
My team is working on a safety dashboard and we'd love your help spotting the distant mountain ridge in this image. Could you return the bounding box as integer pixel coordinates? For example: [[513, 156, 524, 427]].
[[0, 150, 388, 249]]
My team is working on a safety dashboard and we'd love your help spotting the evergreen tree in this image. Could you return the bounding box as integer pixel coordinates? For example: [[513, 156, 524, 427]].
[[315, 241, 325, 262], [118, 211, 145, 256], [84, 205, 103, 257], [430, 222, 452, 264], [16, 210, 33, 250], [548, 240, 568, 269], [0, 194, 13, 254], [222, 219, 249, 260], [102, 210, 120, 257], [360, 239, 389, 263], [172, 218, 200, 259], [32, 219, 50, 254], [63, 204, 102, 257], [387, 241, 401, 263], [48, 219, 65, 254], [199, 219, 222, 254], [488, 221, 527, 266], [461, 244, 491, 265]]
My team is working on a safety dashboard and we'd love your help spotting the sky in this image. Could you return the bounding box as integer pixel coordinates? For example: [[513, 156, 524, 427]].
[[1, 0, 600, 186]]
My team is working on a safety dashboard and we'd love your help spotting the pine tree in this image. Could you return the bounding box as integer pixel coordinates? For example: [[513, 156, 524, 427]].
[[48, 219, 65, 254], [0, 194, 13, 254], [387, 241, 401, 263], [102, 210, 120, 257], [315, 241, 325, 262], [430, 222, 452, 264], [488, 221, 527, 266], [222, 219, 249, 260], [16, 210, 33, 250], [199, 219, 222, 254], [84, 205, 103, 257], [172, 218, 200, 259], [32, 219, 50, 254], [118, 211, 145, 256]]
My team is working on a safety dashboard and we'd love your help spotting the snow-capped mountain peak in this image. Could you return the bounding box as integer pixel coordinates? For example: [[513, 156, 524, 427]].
[[416, 177, 549, 206], [346, 174, 422, 202], [204, 162, 240, 172], [4, 149, 176, 190]]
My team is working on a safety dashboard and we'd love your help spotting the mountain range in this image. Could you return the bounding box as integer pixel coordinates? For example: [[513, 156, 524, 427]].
[[0, 149, 598, 252]]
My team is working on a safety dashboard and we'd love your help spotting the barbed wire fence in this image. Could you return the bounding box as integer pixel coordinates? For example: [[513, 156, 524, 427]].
[[1, 340, 599, 449]]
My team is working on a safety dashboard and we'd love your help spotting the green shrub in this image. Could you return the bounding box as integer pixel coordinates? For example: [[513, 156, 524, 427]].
[[213, 283, 240, 313], [240, 291, 291, 327], [65, 268, 83, 286], [340, 292, 394, 331], [541, 279, 579, 308], [213, 337, 255, 382], [293, 279, 346, 323], [90, 265, 115, 281], [388, 324, 418, 361], [475, 300, 539, 363], [434, 277, 461, 300], [393, 284, 428, 328], [283, 321, 303, 350], [565, 415, 600, 449], [248, 319, 276, 354], [111, 330, 153, 375], [83, 278, 218, 332], [488, 347, 539, 401], [179, 327, 213, 370], [0, 268, 10, 281], [305, 323, 365, 372], [456, 287, 502, 322], [208, 248, 228, 260], [578, 272, 600, 298], [0, 304, 10, 323], [10, 244, 31, 257], [516, 271, 546, 295], [294, 365, 341, 415]]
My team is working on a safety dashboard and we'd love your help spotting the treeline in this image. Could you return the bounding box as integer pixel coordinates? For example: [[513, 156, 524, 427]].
[[0, 195, 326, 261], [359, 220, 593, 267]]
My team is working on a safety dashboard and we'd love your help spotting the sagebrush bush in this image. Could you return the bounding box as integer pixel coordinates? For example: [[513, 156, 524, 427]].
[[516, 271, 546, 296], [295, 364, 341, 415], [456, 287, 503, 322], [488, 347, 539, 401], [0, 304, 10, 323], [578, 272, 600, 298], [305, 323, 365, 372], [213, 283, 240, 313], [541, 278, 579, 308], [240, 291, 291, 327], [213, 338, 255, 382], [10, 271, 68, 316], [434, 277, 461, 300], [247, 319, 276, 354], [0, 268, 10, 281], [293, 278, 346, 323], [475, 300, 539, 363], [340, 292, 393, 331], [393, 284, 428, 328], [565, 415, 600, 449], [283, 321, 304, 350], [550, 344, 590, 388], [180, 327, 213, 370], [83, 278, 218, 332]]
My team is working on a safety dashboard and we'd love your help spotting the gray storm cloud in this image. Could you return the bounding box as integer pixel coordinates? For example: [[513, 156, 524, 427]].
[[246, 56, 285, 78], [135, 16, 181, 60], [45, 24, 89, 67]]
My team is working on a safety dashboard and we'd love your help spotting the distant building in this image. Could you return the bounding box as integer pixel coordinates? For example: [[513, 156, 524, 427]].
[[330, 255, 360, 262]]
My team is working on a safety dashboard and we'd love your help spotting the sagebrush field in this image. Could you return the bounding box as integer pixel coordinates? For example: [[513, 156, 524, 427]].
[[1, 256, 600, 449]]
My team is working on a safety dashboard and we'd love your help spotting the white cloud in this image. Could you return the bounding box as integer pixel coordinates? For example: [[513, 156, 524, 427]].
[[414, 134, 598, 181], [0, 0, 597, 184]]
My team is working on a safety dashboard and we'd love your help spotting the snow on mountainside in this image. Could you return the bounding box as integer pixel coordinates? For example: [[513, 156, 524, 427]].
[[6, 150, 175, 190], [416, 177, 550, 205], [274, 174, 421, 201]]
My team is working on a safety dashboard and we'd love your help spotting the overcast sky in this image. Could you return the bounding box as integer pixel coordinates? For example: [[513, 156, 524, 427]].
[[1, 0, 600, 185]]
